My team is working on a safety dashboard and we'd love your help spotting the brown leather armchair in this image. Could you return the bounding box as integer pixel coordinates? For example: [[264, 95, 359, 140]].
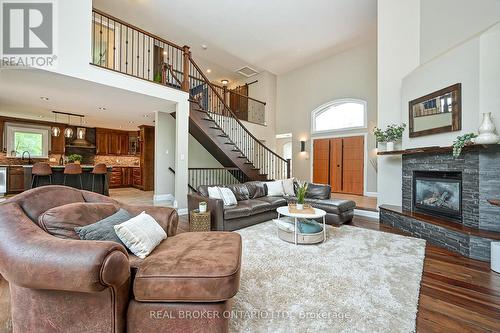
[[0, 186, 241, 333]]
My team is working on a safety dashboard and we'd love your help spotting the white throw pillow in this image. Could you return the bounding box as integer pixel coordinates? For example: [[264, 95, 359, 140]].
[[281, 178, 295, 196], [207, 186, 237, 206], [265, 180, 284, 196], [114, 212, 167, 259]]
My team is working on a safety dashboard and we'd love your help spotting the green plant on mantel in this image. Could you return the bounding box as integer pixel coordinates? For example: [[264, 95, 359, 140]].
[[373, 127, 387, 143], [67, 154, 83, 163], [452, 133, 477, 158], [373, 124, 406, 143]]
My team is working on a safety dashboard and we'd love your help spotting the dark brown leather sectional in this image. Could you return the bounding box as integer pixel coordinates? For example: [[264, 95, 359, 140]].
[[188, 181, 356, 231], [0, 186, 241, 333]]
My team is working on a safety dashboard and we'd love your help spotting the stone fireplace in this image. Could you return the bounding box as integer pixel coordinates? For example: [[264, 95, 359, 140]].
[[380, 145, 500, 262]]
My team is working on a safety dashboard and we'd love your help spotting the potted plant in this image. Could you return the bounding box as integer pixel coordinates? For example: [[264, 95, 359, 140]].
[[373, 127, 388, 150], [452, 133, 477, 158], [67, 154, 83, 164], [374, 124, 406, 151], [296, 181, 308, 210], [199, 201, 207, 213]]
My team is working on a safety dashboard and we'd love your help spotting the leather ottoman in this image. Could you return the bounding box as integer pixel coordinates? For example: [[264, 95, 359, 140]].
[[128, 232, 242, 333]]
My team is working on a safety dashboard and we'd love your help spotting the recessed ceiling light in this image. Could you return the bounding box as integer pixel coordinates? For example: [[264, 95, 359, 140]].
[[201, 44, 208, 50], [40, 97, 49, 101], [38, 115, 43, 118], [163, 51, 167, 55], [143, 114, 150, 118], [206, 69, 212, 73], [98, 107, 106, 111], [128, 121, 135, 124]]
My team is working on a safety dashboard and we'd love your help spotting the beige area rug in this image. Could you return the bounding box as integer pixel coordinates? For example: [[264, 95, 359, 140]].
[[231, 222, 426, 333]]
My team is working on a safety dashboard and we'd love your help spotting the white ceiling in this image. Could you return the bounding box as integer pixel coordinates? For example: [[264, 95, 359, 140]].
[[93, 0, 377, 76], [0, 69, 174, 130]]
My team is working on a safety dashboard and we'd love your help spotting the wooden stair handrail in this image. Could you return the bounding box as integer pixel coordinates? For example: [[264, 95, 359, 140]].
[[188, 57, 289, 164]]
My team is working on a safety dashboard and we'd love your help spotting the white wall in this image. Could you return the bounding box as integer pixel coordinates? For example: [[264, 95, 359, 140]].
[[276, 37, 378, 193], [480, 23, 500, 124], [377, 0, 420, 206], [420, 0, 500, 64], [155, 111, 176, 201], [188, 136, 223, 168], [402, 38, 480, 149]]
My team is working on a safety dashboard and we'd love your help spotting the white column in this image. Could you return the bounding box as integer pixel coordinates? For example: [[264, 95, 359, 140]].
[[174, 98, 190, 213]]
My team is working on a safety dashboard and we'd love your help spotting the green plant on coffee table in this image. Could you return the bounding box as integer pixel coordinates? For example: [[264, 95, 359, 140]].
[[67, 154, 83, 163], [452, 133, 477, 158], [385, 123, 407, 142], [296, 181, 308, 205]]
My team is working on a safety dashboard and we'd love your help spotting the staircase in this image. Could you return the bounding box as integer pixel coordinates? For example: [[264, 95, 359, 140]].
[[91, 9, 290, 183]]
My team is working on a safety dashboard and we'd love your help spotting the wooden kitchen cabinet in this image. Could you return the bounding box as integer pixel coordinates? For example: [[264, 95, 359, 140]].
[[109, 167, 123, 188], [8, 166, 25, 193], [132, 167, 142, 188], [96, 128, 131, 156], [96, 129, 109, 155], [50, 126, 66, 154]]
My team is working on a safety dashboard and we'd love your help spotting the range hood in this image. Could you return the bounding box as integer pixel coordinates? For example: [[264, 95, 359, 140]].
[[66, 127, 96, 148]]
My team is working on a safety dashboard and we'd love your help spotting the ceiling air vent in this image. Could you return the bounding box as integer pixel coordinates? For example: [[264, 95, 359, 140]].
[[236, 66, 259, 78]]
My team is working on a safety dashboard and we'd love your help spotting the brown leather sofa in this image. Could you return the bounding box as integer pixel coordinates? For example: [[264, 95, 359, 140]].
[[0, 186, 241, 333], [188, 181, 356, 231]]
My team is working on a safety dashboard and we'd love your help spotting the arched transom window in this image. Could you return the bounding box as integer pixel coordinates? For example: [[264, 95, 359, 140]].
[[311, 99, 367, 133]]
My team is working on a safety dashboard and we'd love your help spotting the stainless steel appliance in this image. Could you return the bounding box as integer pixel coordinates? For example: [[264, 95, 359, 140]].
[[0, 166, 7, 196]]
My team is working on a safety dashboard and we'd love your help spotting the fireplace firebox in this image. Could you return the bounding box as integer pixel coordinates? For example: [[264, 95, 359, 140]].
[[412, 171, 462, 221]]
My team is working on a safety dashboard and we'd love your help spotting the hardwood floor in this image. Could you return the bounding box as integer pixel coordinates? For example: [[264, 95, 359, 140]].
[[331, 192, 378, 211], [178, 215, 500, 332]]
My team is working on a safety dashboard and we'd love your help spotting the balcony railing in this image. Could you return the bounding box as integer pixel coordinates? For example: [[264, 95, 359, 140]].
[[169, 167, 247, 193], [92, 9, 291, 182]]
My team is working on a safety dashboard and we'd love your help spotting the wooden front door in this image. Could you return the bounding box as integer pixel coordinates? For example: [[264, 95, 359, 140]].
[[312, 139, 330, 184], [313, 136, 364, 196], [342, 136, 364, 195], [329, 138, 343, 192]]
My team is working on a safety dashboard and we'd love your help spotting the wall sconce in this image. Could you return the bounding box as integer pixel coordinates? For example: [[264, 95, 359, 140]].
[[300, 140, 306, 152]]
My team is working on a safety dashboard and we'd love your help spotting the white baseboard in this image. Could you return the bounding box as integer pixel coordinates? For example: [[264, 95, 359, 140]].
[[354, 209, 379, 219], [364, 192, 379, 198], [177, 208, 188, 216], [154, 194, 175, 202]]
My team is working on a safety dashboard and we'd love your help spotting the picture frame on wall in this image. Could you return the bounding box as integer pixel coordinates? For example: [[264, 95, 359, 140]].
[[408, 83, 462, 138]]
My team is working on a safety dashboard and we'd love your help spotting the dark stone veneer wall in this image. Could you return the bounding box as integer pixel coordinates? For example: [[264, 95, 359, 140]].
[[402, 146, 500, 232]]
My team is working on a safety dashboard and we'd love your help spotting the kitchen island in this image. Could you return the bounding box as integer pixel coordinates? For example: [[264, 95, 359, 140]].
[[23, 165, 112, 196]]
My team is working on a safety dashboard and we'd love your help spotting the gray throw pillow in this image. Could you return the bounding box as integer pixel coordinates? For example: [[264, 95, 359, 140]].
[[74, 208, 132, 246]]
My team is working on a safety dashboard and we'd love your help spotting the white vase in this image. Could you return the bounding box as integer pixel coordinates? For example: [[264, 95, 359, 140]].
[[475, 112, 500, 144], [296, 203, 304, 210], [199, 203, 207, 213], [386, 141, 395, 152]]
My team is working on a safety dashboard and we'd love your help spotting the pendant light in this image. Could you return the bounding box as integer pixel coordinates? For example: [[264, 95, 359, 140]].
[[51, 111, 61, 137], [76, 115, 85, 140], [64, 114, 74, 138]]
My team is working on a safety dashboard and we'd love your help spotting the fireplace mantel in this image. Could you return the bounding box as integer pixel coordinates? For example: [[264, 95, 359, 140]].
[[377, 144, 498, 156]]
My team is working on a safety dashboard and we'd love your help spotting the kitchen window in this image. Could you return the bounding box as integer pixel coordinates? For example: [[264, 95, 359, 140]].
[[5, 123, 50, 158]]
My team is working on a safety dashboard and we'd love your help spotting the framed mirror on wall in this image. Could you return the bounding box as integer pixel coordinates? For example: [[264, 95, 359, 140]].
[[409, 83, 462, 138]]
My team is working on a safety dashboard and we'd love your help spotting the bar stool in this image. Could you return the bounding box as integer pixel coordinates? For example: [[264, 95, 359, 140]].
[[63, 163, 83, 189], [31, 162, 52, 188], [91, 163, 107, 194]]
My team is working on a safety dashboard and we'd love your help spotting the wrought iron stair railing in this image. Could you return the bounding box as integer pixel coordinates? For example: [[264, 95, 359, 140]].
[[91, 8, 290, 181]]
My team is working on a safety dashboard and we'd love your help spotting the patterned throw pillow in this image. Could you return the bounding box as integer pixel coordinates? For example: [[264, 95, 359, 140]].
[[207, 186, 238, 206]]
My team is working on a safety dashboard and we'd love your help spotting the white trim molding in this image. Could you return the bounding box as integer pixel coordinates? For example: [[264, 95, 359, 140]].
[[364, 192, 379, 198], [153, 194, 175, 202], [311, 98, 368, 134], [354, 209, 379, 219], [176, 208, 188, 216]]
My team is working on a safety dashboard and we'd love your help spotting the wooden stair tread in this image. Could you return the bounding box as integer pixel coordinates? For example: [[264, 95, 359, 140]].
[[380, 205, 500, 240]]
